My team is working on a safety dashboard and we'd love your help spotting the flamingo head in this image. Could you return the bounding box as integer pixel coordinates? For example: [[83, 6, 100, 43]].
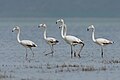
[[12, 26, 20, 32], [87, 25, 95, 31], [56, 19, 64, 24], [38, 24, 47, 28]]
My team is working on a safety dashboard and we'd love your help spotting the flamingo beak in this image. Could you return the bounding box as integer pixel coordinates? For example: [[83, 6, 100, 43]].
[[12, 28, 15, 32], [56, 22, 58, 24], [87, 28, 89, 31], [59, 26, 62, 29]]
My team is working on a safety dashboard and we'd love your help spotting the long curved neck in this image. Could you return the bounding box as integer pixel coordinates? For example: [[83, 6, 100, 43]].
[[63, 24, 67, 36], [61, 21, 65, 25], [17, 29, 21, 43], [43, 28, 47, 39], [61, 25, 65, 39], [92, 29, 96, 42]]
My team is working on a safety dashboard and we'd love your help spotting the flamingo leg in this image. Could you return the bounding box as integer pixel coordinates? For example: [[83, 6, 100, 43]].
[[45, 45, 54, 56], [101, 47, 104, 58], [73, 46, 77, 57], [51, 45, 54, 56], [70, 45, 73, 58], [25, 48, 28, 59], [30, 48, 34, 57], [78, 43, 84, 58]]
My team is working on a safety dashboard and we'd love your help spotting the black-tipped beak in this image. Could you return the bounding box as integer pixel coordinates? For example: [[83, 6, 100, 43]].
[[56, 22, 57, 24], [87, 28, 89, 31], [12, 30, 14, 32], [38, 26, 40, 28]]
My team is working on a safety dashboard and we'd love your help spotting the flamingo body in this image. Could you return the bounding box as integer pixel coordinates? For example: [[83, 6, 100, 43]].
[[64, 35, 83, 46], [20, 40, 37, 48], [95, 38, 113, 46], [45, 37, 59, 45]]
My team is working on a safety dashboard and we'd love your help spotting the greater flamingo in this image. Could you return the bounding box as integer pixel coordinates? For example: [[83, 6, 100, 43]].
[[87, 25, 114, 58], [38, 24, 59, 56], [12, 26, 37, 59], [56, 19, 84, 58]]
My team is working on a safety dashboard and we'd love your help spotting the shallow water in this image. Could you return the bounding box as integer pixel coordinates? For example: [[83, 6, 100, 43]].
[[0, 17, 120, 80]]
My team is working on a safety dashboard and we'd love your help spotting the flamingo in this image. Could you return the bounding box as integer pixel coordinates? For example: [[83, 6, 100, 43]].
[[12, 26, 37, 59], [87, 25, 114, 58], [56, 19, 84, 58], [38, 24, 59, 56]]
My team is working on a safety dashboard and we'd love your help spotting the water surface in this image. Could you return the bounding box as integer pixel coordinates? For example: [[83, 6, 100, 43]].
[[0, 17, 120, 80]]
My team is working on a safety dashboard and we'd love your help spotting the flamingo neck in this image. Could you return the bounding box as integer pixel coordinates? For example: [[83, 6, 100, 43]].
[[92, 29, 96, 42], [61, 25, 65, 39], [61, 22, 65, 25], [17, 29, 21, 43], [63, 24, 67, 36], [43, 28, 47, 39]]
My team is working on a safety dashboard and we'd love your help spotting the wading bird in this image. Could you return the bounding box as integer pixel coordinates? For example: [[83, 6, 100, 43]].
[[38, 24, 59, 56], [56, 19, 84, 58], [87, 25, 113, 58], [12, 26, 37, 59]]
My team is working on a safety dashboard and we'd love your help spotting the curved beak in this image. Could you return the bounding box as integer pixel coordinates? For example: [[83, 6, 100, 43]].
[[59, 26, 62, 29], [87, 28, 89, 31], [56, 22, 58, 24], [12, 28, 15, 32]]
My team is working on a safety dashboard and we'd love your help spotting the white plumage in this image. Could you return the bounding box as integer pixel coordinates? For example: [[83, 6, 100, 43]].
[[95, 38, 113, 46], [38, 24, 59, 56], [56, 19, 84, 58], [20, 40, 37, 48], [87, 25, 113, 57], [12, 26, 37, 59]]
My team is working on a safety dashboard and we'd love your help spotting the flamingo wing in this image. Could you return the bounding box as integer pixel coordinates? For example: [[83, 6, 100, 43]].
[[46, 37, 59, 44], [64, 35, 83, 45], [20, 40, 37, 47], [96, 38, 113, 45]]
